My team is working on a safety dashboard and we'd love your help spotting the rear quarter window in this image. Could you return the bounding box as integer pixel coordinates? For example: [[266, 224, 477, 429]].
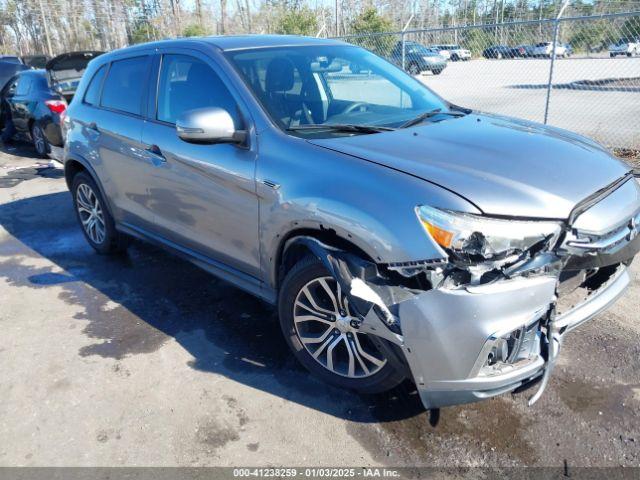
[[83, 65, 107, 106], [101, 56, 150, 115], [15, 76, 32, 95]]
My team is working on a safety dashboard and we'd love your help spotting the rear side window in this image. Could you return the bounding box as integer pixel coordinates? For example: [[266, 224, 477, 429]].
[[16, 76, 32, 95], [101, 56, 150, 115], [83, 65, 107, 106], [156, 54, 241, 126]]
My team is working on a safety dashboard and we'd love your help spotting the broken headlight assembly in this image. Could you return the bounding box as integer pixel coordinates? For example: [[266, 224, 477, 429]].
[[416, 205, 563, 260], [416, 205, 562, 270]]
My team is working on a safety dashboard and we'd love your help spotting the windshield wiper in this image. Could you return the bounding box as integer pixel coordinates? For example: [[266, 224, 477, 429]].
[[287, 124, 395, 134], [400, 108, 466, 128]]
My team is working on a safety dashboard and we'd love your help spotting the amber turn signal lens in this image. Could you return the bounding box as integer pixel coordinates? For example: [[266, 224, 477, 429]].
[[421, 219, 454, 248]]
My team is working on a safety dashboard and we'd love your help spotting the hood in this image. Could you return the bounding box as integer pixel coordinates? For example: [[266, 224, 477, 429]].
[[308, 113, 631, 219]]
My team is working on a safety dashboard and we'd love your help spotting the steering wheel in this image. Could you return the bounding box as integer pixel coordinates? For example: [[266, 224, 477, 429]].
[[342, 102, 369, 115]]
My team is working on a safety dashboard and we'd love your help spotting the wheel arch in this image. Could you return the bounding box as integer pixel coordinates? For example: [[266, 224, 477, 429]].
[[274, 227, 374, 291], [64, 155, 115, 218]]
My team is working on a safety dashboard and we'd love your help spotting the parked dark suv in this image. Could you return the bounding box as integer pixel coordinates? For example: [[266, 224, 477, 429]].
[[390, 41, 447, 75], [63, 36, 638, 411]]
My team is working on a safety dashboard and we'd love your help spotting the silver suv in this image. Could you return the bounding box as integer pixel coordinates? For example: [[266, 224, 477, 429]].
[[63, 36, 639, 410]]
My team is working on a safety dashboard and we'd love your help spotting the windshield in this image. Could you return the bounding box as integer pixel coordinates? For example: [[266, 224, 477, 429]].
[[226, 45, 449, 137]]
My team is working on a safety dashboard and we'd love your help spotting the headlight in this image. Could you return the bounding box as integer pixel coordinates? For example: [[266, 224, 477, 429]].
[[416, 205, 562, 262]]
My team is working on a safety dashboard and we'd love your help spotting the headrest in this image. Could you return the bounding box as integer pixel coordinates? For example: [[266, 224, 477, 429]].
[[265, 57, 295, 93]]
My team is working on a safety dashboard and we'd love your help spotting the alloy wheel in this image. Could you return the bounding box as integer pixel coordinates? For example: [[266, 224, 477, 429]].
[[32, 125, 46, 155], [293, 276, 387, 379], [76, 183, 106, 245]]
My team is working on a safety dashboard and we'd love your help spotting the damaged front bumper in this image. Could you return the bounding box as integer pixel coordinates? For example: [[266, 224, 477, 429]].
[[395, 265, 629, 409], [290, 175, 640, 411]]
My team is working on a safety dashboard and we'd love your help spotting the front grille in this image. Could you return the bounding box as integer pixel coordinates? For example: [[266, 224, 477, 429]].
[[556, 263, 622, 316]]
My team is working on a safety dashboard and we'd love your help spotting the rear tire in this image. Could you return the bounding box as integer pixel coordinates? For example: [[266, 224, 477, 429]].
[[432, 68, 443, 75], [72, 172, 129, 254], [278, 256, 405, 394], [31, 124, 49, 158]]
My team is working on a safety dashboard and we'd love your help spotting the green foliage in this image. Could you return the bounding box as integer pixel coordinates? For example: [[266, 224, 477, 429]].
[[461, 29, 495, 56], [351, 7, 393, 35], [568, 21, 610, 52], [348, 8, 394, 57], [130, 21, 159, 44], [183, 24, 209, 38], [622, 16, 640, 39], [275, 7, 318, 36]]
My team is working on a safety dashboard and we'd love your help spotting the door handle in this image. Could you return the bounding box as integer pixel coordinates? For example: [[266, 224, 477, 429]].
[[145, 144, 166, 162]]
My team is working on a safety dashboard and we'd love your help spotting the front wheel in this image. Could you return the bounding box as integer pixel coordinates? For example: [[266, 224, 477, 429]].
[[407, 63, 421, 75], [278, 256, 405, 394], [72, 172, 129, 254]]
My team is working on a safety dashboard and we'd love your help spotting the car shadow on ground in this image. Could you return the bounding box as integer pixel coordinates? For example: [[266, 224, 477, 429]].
[[0, 139, 41, 160], [0, 190, 427, 424]]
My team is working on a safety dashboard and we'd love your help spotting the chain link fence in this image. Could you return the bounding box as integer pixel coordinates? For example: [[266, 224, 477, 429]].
[[333, 11, 640, 150]]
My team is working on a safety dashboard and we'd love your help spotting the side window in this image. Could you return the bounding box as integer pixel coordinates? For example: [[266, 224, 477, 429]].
[[324, 57, 412, 108], [101, 56, 150, 115], [156, 54, 241, 126], [16, 76, 31, 95], [83, 65, 107, 106], [6, 78, 18, 96]]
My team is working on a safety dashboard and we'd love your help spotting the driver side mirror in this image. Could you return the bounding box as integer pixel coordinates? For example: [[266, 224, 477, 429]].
[[176, 107, 246, 145]]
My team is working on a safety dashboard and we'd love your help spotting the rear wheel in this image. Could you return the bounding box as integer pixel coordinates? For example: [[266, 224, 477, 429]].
[[432, 68, 443, 75], [278, 256, 405, 394], [31, 124, 49, 158], [72, 172, 129, 254]]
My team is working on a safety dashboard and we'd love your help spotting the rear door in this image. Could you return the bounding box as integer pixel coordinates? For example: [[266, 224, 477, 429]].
[[88, 54, 156, 231], [8, 74, 33, 132], [140, 50, 260, 278]]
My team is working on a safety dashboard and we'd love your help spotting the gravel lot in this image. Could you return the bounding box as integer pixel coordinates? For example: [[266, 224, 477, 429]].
[[0, 142, 639, 469], [419, 56, 640, 148]]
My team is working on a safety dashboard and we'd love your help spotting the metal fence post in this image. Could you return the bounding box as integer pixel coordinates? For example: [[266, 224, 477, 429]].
[[543, 0, 571, 124], [401, 32, 406, 71], [401, 15, 413, 72]]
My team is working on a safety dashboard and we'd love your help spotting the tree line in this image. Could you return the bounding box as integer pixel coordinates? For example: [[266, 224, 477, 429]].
[[0, 0, 639, 56]]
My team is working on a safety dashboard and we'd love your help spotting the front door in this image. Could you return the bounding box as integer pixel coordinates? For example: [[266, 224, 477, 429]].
[[141, 52, 260, 279]]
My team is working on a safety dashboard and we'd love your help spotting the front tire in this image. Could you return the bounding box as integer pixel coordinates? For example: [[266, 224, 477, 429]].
[[72, 172, 129, 254], [432, 68, 443, 75], [407, 62, 421, 75], [278, 256, 405, 394]]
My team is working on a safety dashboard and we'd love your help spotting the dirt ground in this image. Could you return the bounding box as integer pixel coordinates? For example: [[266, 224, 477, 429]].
[[0, 141, 639, 469]]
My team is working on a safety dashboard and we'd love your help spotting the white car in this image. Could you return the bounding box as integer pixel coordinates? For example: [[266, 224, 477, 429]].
[[609, 38, 640, 57], [431, 44, 471, 61], [532, 42, 567, 58]]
